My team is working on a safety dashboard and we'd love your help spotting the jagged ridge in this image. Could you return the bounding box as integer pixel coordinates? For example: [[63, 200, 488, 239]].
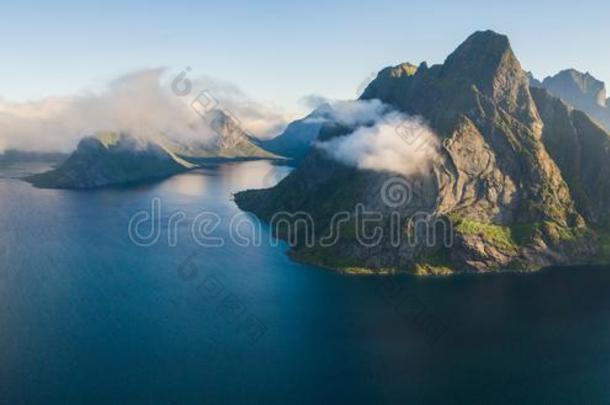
[[236, 30, 606, 275]]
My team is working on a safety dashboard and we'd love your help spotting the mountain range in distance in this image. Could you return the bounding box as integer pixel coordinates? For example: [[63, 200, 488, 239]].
[[529, 69, 610, 133], [256, 103, 348, 161], [23, 99, 364, 188], [25, 61, 610, 192], [26, 110, 281, 189]]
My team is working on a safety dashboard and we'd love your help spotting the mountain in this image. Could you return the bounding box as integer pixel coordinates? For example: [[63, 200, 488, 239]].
[[169, 109, 278, 163], [543, 69, 607, 108], [531, 69, 610, 132], [256, 105, 332, 160], [531, 86, 610, 226], [235, 30, 608, 275], [27, 132, 193, 189], [27, 110, 278, 189]]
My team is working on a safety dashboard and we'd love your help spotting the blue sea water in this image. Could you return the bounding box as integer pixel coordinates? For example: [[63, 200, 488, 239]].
[[1, 161, 610, 405]]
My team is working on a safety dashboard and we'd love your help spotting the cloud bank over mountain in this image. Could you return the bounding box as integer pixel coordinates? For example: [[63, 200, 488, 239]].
[[0, 69, 292, 153], [314, 100, 440, 176]]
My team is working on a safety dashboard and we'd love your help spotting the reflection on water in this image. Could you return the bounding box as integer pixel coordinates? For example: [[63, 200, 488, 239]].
[[217, 161, 292, 192], [153, 161, 291, 199], [0, 161, 57, 178], [155, 169, 212, 197], [1, 161, 610, 404]]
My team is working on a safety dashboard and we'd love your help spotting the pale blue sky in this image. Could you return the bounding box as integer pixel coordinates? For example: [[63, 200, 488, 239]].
[[1, 0, 609, 111]]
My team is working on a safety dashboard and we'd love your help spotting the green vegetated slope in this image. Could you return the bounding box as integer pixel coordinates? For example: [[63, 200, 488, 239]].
[[236, 30, 610, 275]]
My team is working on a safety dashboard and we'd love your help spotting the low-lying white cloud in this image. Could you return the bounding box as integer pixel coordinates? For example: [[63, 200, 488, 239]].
[[299, 97, 390, 128], [313, 99, 390, 126], [188, 75, 292, 139], [315, 107, 440, 176], [0, 69, 292, 153]]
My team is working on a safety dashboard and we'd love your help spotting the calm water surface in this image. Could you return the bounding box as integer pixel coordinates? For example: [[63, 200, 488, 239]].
[[1, 161, 610, 404]]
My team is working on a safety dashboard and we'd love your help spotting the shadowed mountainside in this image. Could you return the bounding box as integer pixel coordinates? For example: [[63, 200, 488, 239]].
[[27, 110, 279, 189], [236, 30, 610, 275]]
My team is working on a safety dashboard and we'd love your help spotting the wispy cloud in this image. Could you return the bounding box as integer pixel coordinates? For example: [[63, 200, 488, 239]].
[[0, 69, 293, 153], [315, 101, 440, 176]]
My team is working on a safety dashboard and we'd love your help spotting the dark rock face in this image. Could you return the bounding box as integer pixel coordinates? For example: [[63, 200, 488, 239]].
[[236, 30, 606, 275], [27, 133, 191, 189], [532, 87, 610, 226], [360, 31, 576, 224], [360, 63, 419, 108]]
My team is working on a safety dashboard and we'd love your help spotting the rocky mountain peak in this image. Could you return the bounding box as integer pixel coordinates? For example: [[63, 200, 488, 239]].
[[236, 30, 598, 275], [362, 30, 538, 133], [75, 132, 162, 156], [542, 69, 607, 108], [389, 62, 418, 78], [442, 30, 534, 118], [442, 30, 513, 80]]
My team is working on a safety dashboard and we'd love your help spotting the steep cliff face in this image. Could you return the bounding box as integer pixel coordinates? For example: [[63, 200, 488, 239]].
[[236, 31, 599, 275], [532, 87, 610, 226], [361, 31, 580, 226]]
